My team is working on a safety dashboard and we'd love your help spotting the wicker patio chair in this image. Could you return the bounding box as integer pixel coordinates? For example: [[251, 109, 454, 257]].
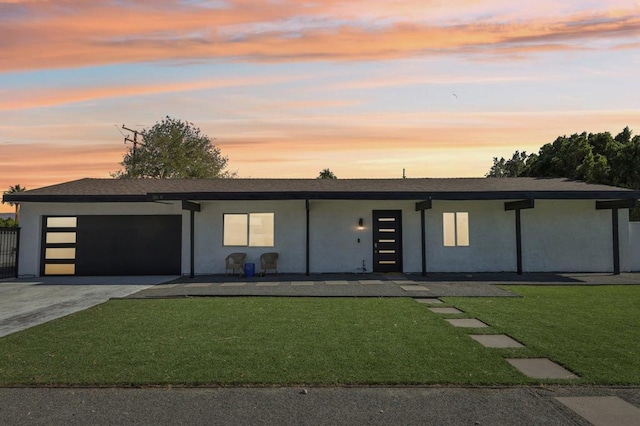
[[225, 253, 246, 276], [259, 252, 279, 276]]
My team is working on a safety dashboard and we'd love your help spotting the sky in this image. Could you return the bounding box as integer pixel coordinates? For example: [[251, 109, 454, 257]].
[[1, 0, 639, 212]]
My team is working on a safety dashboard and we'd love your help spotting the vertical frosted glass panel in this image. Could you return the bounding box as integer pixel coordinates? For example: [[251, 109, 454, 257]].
[[46, 232, 77, 244], [223, 214, 248, 246], [249, 213, 274, 247], [44, 264, 75, 275], [443, 213, 456, 247], [46, 217, 77, 228], [456, 212, 469, 246]]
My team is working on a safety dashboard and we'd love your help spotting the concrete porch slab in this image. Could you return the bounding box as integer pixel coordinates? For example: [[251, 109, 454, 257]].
[[428, 307, 463, 314], [469, 334, 524, 348], [507, 358, 578, 379], [555, 396, 640, 426], [445, 318, 488, 328]]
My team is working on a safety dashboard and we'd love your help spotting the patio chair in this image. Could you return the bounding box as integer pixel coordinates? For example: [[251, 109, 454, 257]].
[[225, 253, 246, 276], [260, 252, 279, 276]]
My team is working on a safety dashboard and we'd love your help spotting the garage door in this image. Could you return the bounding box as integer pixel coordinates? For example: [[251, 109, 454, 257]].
[[42, 215, 182, 276]]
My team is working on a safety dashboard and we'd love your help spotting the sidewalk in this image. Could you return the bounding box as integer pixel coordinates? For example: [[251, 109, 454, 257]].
[[0, 386, 638, 425]]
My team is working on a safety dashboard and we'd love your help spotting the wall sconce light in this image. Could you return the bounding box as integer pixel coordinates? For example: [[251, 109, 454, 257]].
[[358, 218, 364, 228]]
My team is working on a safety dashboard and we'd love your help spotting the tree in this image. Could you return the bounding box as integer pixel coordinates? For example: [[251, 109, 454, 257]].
[[113, 116, 235, 179], [2, 184, 26, 223], [486, 127, 640, 219], [317, 168, 337, 179], [486, 151, 535, 177]]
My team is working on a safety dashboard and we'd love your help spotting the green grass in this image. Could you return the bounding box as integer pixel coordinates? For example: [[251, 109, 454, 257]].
[[445, 285, 640, 385], [1, 287, 638, 386], [0, 298, 522, 386]]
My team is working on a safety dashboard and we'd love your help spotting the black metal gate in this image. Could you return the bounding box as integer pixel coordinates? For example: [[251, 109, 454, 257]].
[[0, 227, 20, 279]]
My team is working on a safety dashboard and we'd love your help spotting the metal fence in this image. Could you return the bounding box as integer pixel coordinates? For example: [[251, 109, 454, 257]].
[[0, 227, 19, 279]]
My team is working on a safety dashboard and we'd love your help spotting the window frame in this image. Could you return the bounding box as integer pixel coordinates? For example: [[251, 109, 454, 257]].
[[443, 211, 469, 247], [223, 212, 275, 247]]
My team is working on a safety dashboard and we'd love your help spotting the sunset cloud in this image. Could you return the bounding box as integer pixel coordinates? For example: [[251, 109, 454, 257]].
[[1, 1, 639, 72]]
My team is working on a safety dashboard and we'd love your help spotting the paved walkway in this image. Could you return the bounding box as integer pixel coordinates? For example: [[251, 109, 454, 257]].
[[0, 386, 638, 425], [126, 272, 640, 299]]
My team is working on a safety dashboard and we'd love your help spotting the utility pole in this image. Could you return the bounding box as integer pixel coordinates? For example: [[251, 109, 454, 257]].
[[121, 125, 144, 156]]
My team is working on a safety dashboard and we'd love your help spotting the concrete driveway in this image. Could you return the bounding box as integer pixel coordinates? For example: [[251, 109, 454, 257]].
[[0, 276, 176, 338]]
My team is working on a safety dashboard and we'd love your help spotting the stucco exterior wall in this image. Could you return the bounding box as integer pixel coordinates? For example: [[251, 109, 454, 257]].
[[16, 198, 626, 276], [521, 200, 616, 272], [627, 221, 640, 271], [308, 200, 421, 273], [425, 201, 516, 272], [194, 200, 307, 274]]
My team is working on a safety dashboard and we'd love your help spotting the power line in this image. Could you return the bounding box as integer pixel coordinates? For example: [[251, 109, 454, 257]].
[[121, 124, 145, 156]]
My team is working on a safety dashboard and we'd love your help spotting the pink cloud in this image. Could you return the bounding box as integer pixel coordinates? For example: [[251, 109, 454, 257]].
[[1, 1, 639, 72]]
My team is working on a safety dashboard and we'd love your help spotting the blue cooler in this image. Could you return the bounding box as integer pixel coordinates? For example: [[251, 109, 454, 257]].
[[244, 263, 255, 277]]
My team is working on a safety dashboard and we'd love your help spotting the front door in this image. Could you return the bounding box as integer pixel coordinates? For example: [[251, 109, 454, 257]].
[[372, 210, 403, 272]]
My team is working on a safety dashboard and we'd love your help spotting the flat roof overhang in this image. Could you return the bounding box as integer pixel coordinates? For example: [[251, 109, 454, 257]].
[[7, 190, 640, 204]]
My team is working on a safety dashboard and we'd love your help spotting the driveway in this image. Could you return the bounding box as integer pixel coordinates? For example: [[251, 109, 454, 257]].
[[0, 276, 176, 338]]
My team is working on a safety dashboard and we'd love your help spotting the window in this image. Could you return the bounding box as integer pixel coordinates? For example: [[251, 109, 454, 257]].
[[443, 212, 469, 247], [223, 213, 274, 247]]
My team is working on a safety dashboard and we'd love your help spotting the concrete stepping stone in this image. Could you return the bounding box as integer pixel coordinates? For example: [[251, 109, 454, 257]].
[[555, 396, 640, 426], [291, 281, 314, 286], [185, 283, 212, 288], [445, 318, 488, 328], [221, 282, 246, 287], [469, 334, 524, 348], [414, 298, 443, 304], [358, 280, 384, 285], [506, 358, 578, 379], [325, 281, 349, 285], [393, 280, 416, 285], [256, 282, 280, 287], [400, 285, 429, 291], [428, 307, 462, 314]]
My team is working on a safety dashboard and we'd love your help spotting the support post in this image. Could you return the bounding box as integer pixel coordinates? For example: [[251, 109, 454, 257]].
[[595, 200, 636, 275], [305, 200, 310, 276], [181, 201, 201, 279], [515, 209, 522, 275], [612, 208, 620, 275], [420, 209, 426, 276], [190, 210, 195, 278], [505, 199, 534, 275]]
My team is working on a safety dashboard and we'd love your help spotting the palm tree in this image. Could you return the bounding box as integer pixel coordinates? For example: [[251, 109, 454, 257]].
[[317, 168, 337, 179], [2, 184, 26, 223]]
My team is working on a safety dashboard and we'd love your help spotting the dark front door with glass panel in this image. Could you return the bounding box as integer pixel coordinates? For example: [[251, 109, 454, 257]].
[[372, 210, 403, 272]]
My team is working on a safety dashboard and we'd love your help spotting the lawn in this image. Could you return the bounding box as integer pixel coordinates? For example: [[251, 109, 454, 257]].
[[0, 297, 521, 386], [445, 285, 640, 385], [0, 287, 638, 386]]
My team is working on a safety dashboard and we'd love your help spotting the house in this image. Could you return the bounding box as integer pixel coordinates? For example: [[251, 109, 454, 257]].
[[4, 177, 640, 278]]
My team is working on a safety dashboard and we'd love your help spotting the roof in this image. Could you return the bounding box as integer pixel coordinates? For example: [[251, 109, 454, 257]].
[[4, 177, 640, 203]]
